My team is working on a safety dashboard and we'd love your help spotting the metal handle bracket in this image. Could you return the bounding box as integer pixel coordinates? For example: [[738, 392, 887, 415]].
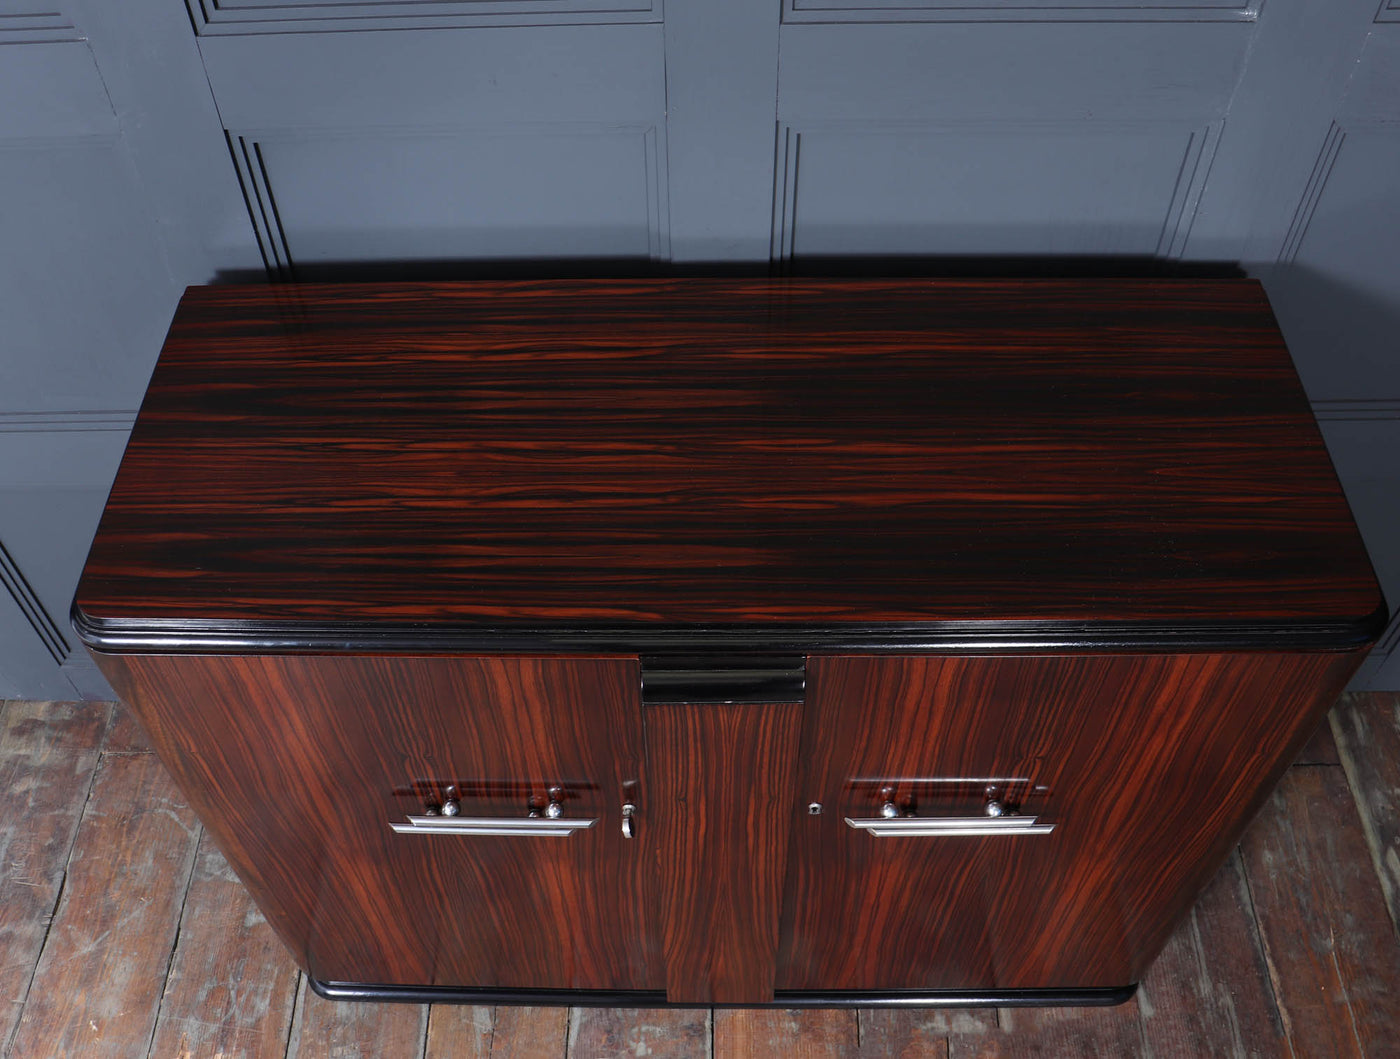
[[844, 815, 1055, 837], [391, 815, 596, 837]]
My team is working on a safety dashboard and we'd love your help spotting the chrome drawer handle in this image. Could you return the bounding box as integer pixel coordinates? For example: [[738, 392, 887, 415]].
[[390, 814, 597, 837], [844, 815, 1054, 837]]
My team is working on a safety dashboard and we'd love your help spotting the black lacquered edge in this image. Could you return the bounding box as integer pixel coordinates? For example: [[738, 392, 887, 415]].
[[71, 600, 1389, 656], [640, 654, 806, 705], [308, 977, 1137, 1009]]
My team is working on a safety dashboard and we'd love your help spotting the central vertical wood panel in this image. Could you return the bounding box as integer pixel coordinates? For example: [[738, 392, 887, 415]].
[[644, 702, 803, 1003]]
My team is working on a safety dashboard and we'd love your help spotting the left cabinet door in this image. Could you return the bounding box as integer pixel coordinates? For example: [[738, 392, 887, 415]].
[[93, 652, 661, 992]]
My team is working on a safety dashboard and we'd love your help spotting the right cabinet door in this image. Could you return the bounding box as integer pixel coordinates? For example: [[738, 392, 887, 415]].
[[776, 651, 1361, 991]]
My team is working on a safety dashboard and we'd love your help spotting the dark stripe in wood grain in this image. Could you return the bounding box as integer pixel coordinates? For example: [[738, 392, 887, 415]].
[[645, 702, 802, 1004], [75, 279, 1383, 641]]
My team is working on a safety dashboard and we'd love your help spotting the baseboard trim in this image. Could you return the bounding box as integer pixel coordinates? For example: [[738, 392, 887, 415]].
[[308, 977, 1138, 1009]]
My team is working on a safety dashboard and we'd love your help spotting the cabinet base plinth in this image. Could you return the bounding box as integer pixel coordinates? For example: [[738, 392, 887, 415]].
[[308, 978, 1137, 1009]]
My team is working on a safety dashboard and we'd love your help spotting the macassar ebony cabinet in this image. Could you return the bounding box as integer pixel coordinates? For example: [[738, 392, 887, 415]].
[[74, 279, 1386, 1008]]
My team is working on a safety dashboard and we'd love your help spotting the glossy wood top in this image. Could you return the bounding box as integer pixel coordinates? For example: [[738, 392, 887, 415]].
[[75, 279, 1384, 646]]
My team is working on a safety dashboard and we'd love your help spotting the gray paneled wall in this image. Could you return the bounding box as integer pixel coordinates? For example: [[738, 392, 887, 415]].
[[0, 0, 1397, 694], [1256, 20, 1400, 686], [199, 25, 669, 273], [0, 14, 167, 698], [0, 0, 256, 698]]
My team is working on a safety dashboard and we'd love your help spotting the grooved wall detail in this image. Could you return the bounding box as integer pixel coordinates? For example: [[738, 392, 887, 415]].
[[1312, 399, 1400, 665], [184, 0, 658, 36], [226, 133, 293, 281], [0, 12, 81, 44], [769, 121, 1223, 267], [227, 127, 670, 282], [1279, 122, 1346, 264], [780, 0, 1260, 25], [0, 542, 69, 666]]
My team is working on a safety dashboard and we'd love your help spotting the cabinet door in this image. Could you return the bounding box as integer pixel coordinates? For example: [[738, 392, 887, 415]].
[[95, 653, 660, 991], [777, 652, 1361, 991]]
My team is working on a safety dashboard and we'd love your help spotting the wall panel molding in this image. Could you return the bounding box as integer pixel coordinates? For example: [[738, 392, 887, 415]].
[[770, 126, 800, 268], [1376, 613, 1400, 660], [770, 121, 1222, 267], [641, 124, 671, 261], [0, 12, 81, 44], [1311, 398, 1400, 423], [0, 542, 69, 666], [227, 132, 294, 281], [1279, 122, 1346, 264], [0, 410, 138, 432], [1312, 408, 1400, 681], [1377, 0, 1399, 23], [1156, 119, 1223, 258], [185, 0, 657, 35], [229, 124, 670, 281], [781, 0, 1258, 25]]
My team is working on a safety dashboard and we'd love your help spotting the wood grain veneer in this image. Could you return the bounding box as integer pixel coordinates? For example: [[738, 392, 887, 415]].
[[644, 702, 803, 1003], [75, 279, 1382, 640], [777, 650, 1364, 991], [93, 652, 661, 991], [73, 278, 1386, 1008]]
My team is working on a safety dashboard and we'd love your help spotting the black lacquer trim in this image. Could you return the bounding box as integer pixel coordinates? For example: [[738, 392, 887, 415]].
[[641, 654, 806, 704], [71, 600, 1390, 657], [308, 977, 1137, 1009]]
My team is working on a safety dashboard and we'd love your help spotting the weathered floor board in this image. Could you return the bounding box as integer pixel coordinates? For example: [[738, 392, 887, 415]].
[[713, 1008, 858, 1058], [961, 998, 1148, 1058], [285, 979, 429, 1059], [858, 1007, 995, 1058], [1241, 764, 1400, 1058], [8, 748, 200, 1059], [569, 1007, 711, 1058], [484, 1005, 568, 1059], [424, 1004, 495, 1059], [146, 831, 301, 1059], [3, 694, 1400, 1059], [1332, 691, 1400, 934], [1135, 850, 1287, 1058], [0, 701, 109, 1054]]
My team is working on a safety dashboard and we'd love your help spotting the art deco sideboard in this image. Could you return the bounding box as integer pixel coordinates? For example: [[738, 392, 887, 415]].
[[73, 278, 1386, 1007]]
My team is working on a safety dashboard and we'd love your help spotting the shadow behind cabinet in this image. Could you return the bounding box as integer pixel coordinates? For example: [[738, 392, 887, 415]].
[[76, 280, 1384, 1006]]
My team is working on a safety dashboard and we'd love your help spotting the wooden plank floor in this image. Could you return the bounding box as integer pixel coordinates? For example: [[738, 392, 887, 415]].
[[2, 694, 1399, 1059]]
